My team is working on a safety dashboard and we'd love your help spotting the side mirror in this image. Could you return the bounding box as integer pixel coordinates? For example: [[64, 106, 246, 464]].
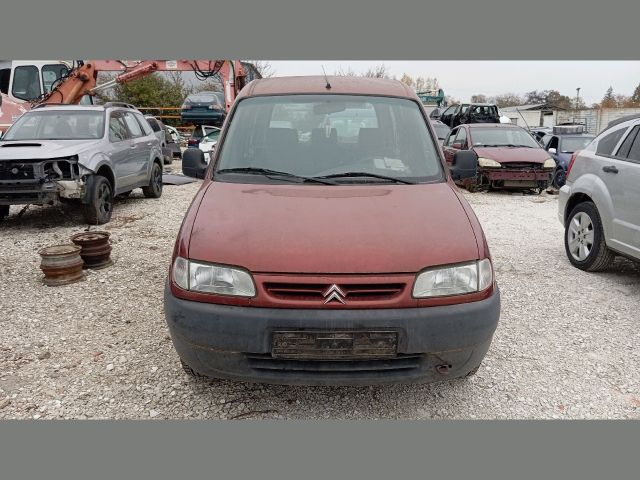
[[450, 150, 478, 181], [182, 148, 207, 179], [548, 148, 557, 154]]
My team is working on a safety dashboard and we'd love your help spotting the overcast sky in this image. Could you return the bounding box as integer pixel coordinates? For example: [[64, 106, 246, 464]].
[[267, 61, 640, 105]]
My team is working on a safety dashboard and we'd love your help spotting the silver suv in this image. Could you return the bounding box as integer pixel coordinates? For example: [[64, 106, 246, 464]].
[[558, 114, 640, 271], [0, 103, 164, 224]]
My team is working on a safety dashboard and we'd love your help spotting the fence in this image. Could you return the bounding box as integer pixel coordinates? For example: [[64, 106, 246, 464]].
[[556, 108, 640, 135]]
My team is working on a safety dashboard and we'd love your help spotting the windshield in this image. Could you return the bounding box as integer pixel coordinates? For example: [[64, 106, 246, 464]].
[[214, 95, 443, 184], [560, 136, 594, 153], [3, 110, 105, 140], [470, 127, 540, 148]]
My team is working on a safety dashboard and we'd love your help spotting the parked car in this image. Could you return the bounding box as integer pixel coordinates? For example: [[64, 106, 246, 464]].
[[186, 124, 218, 148], [144, 116, 173, 164], [167, 76, 500, 386], [162, 124, 182, 160], [442, 123, 555, 192], [431, 119, 450, 146], [165, 125, 183, 144], [541, 126, 595, 188], [558, 114, 640, 271], [0, 103, 163, 224], [529, 126, 552, 143], [440, 103, 501, 128], [180, 91, 226, 126], [197, 127, 221, 163]]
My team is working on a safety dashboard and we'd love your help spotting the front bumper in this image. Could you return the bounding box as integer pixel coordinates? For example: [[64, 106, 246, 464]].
[[0, 181, 60, 205], [558, 184, 571, 225], [481, 168, 551, 182], [164, 282, 501, 386]]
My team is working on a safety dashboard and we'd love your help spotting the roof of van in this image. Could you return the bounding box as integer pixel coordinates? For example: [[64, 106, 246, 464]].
[[240, 76, 416, 99]]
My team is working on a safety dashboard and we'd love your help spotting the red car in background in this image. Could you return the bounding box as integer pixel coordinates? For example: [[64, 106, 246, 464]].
[[442, 123, 555, 192]]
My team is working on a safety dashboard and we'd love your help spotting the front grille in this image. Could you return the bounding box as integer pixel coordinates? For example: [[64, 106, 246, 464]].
[[0, 161, 36, 181], [502, 163, 541, 170], [245, 353, 424, 374], [263, 282, 405, 302]]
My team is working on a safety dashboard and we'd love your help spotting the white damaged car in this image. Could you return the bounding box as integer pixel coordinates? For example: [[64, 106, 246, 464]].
[[0, 103, 164, 224]]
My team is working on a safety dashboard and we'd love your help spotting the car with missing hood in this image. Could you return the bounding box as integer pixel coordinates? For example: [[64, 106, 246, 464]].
[[540, 125, 595, 188], [165, 75, 501, 386], [442, 123, 555, 192], [0, 103, 163, 224]]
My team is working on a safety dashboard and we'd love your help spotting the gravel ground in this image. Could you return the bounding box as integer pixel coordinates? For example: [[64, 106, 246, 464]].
[[1, 164, 640, 420]]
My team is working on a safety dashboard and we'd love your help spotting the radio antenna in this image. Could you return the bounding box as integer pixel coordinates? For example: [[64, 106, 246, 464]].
[[322, 65, 331, 90]]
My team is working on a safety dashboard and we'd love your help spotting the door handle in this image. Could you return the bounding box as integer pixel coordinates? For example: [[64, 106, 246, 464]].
[[146, 142, 154, 146], [602, 165, 619, 174]]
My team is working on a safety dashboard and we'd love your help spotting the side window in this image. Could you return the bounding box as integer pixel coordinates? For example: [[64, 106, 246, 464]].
[[615, 125, 639, 159], [122, 112, 143, 138], [134, 114, 154, 136], [12, 65, 41, 100], [623, 126, 640, 162], [109, 113, 130, 142], [42, 64, 69, 93], [596, 127, 627, 156], [146, 118, 161, 132], [454, 127, 467, 148], [548, 136, 559, 150], [444, 128, 458, 146]]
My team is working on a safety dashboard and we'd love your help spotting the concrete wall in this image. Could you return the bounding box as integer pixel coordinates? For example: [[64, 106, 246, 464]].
[[557, 108, 640, 135]]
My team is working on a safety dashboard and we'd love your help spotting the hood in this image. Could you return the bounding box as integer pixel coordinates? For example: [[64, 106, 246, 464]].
[[188, 182, 480, 274], [472, 146, 550, 164], [0, 139, 100, 161]]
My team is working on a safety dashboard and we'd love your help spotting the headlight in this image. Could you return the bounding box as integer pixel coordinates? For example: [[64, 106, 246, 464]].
[[172, 257, 255, 297], [543, 158, 556, 169], [478, 157, 501, 168], [413, 259, 493, 298]]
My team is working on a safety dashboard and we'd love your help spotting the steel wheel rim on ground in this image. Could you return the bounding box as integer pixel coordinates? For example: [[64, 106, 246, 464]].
[[567, 211, 595, 261]]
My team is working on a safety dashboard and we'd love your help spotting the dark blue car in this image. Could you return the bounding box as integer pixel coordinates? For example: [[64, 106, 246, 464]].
[[541, 127, 594, 188], [180, 91, 226, 126]]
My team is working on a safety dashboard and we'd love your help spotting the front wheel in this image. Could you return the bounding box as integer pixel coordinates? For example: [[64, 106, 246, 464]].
[[564, 201, 615, 271], [142, 162, 163, 199], [552, 168, 566, 189], [82, 175, 113, 225]]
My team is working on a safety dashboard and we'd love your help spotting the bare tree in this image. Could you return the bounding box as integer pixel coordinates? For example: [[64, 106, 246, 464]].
[[363, 64, 390, 78], [245, 60, 275, 78]]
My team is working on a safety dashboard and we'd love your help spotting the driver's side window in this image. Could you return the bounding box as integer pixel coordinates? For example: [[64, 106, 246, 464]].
[[454, 127, 467, 148], [444, 127, 458, 146]]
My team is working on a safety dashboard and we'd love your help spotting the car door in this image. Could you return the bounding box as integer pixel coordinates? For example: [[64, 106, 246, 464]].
[[123, 111, 153, 185], [545, 135, 560, 164], [442, 126, 466, 165], [604, 124, 640, 255], [108, 111, 136, 190]]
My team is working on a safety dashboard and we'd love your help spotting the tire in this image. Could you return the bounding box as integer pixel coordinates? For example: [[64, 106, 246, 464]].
[[552, 168, 566, 189], [564, 201, 615, 271], [82, 175, 113, 225], [464, 365, 480, 378], [180, 359, 207, 380], [0, 205, 9, 222], [142, 162, 163, 199]]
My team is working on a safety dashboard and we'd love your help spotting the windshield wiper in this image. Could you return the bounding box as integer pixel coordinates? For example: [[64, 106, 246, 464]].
[[316, 172, 415, 185], [216, 167, 337, 185]]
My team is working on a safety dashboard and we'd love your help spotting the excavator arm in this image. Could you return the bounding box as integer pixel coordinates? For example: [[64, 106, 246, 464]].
[[37, 60, 247, 112]]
